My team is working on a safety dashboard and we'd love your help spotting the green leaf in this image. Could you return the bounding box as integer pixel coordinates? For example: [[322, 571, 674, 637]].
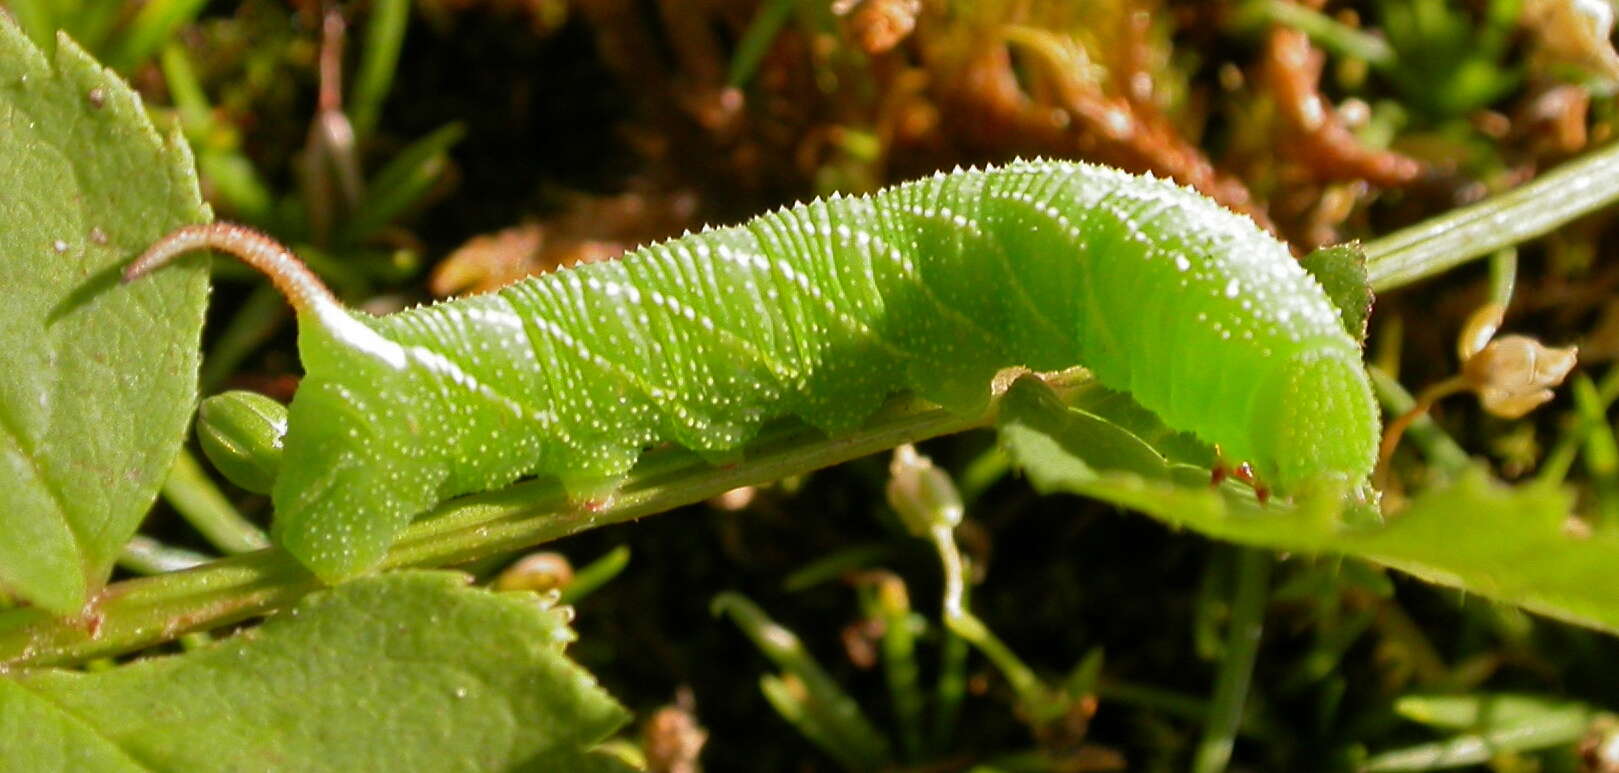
[[726, 0, 797, 87], [1394, 692, 1598, 731], [2, 571, 630, 772], [998, 375, 1619, 635], [997, 375, 1267, 519], [0, 680, 146, 772], [1345, 474, 1616, 633], [1365, 693, 1602, 771], [1301, 242, 1373, 345], [0, 21, 209, 614]]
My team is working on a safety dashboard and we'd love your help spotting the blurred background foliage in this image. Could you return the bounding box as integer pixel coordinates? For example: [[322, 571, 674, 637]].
[[9, 0, 1619, 769]]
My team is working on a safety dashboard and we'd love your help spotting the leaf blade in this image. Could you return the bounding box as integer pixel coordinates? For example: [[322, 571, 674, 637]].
[[0, 21, 209, 613], [997, 375, 1619, 635], [5, 571, 630, 772], [1301, 242, 1373, 345]]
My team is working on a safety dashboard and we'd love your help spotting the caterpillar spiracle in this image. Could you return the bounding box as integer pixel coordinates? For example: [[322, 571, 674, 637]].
[[128, 160, 1381, 582]]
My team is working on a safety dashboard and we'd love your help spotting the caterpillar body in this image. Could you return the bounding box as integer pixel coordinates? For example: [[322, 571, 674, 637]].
[[130, 160, 1381, 582]]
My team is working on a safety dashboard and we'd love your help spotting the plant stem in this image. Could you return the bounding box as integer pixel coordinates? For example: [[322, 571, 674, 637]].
[[1191, 548, 1271, 773], [1572, 376, 1619, 530], [160, 448, 270, 554], [107, 0, 210, 71], [1367, 366, 1470, 474], [727, 0, 796, 87], [348, 0, 409, 140], [0, 374, 1089, 668], [1540, 364, 1619, 485], [557, 546, 632, 604], [929, 599, 970, 755], [1256, 0, 1395, 66], [1364, 140, 1619, 291], [117, 536, 212, 575], [713, 592, 893, 768], [870, 574, 924, 762], [928, 523, 1063, 724]]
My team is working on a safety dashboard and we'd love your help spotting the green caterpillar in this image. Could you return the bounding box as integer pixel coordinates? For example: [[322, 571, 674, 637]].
[[129, 160, 1381, 582]]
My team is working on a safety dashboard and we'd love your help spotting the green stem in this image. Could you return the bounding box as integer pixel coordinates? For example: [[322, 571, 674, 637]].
[[957, 445, 1012, 504], [1364, 141, 1619, 291], [727, 0, 796, 87], [348, 0, 410, 140], [161, 448, 271, 554], [1572, 376, 1619, 530], [343, 123, 465, 244], [0, 376, 1088, 668], [557, 545, 631, 604], [929, 620, 969, 755], [0, 548, 318, 671], [1100, 680, 1210, 720], [197, 150, 277, 226], [1191, 548, 1271, 773], [1539, 365, 1619, 485], [782, 543, 892, 591], [714, 592, 893, 768], [928, 523, 1059, 722], [117, 536, 212, 575], [107, 0, 210, 71], [1097, 681, 1279, 740], [871, 577, 924, 762], [1256, 0, 1395, 66], [159, 43, 212, 137], [199, 285, 290, 393], [1368, 365, 1470, 474], [1487, 249, 1518, 308]]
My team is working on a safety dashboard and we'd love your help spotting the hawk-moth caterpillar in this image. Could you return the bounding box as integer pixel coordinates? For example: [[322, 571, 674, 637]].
[[128, 160, 1381, 583]]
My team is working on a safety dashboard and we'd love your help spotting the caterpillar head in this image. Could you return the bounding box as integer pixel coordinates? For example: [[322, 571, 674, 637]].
[[1252, 346, 1380, 495]]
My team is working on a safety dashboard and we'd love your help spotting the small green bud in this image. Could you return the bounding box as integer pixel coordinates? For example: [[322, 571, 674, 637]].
[[493, 552, 574, 593], [885, 445, 962, 538], [196, 390, 286, 494]]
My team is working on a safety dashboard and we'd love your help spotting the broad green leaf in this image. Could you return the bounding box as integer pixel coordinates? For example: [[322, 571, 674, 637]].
[[0, 20, 208, 614], [0, 680, 146, 772], [997, 376, 1278, 521], [1345, 475, 1613, 634], [2, 571, 631, 772], [997, 375, 1619, 635]]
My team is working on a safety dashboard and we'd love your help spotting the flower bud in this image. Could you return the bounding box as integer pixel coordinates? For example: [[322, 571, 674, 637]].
[[494, 552, 574, 593], [1461, 335, 1579, 419], [196, 390, 286, 494], [885, 445, 963, 537]]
